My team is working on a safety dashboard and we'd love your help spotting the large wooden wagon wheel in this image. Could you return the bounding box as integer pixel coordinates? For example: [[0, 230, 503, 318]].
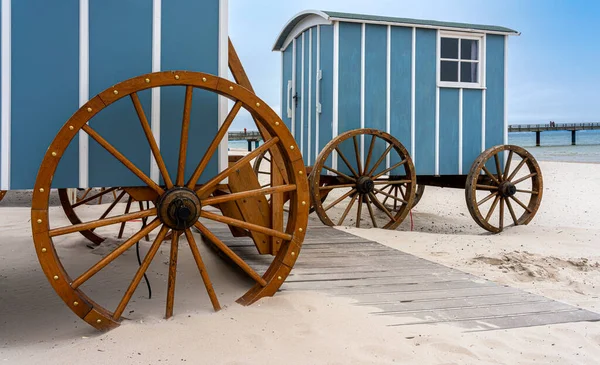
[[465, 145, 543, 233], [31, 71, 308, 330], [309, 129, 416, 229]]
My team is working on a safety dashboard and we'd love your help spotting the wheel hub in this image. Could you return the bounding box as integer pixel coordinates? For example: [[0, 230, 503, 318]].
[[356, 176, 375, 194], [499, 182, 517, 198], [157, 187, 202, 230]]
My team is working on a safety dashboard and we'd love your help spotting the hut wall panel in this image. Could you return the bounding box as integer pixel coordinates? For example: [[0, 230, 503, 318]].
[[11, 1, 80, 189], [485, 34, 505, 173], [281, 45, 293, 131], [0, 3, 3, 188], [364, 24, 387, 176], [160, 0, 219, 185], [462, 89, 483, 172], [309, 28, 317, 165], [337, 22, 362, 175], [88, 0, 153, 188], [294, 37, 302, 144], [302, 30, 310, 159], [318, 25, 334, 168], [414, 29, 436, 176], [389, 26, 412, 175], [439, 88, 459, 175]]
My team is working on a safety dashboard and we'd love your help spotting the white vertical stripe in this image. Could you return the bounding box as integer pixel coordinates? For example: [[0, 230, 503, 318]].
[[218, 0, 228, 173], [504, 35, 508, 147], [315, 25, 320, 161], [0, 0, 10, 190], [291, 38, 296, 138], [410, 27, 416, 164], [78, 0, 89, 189], [386, 25, 391, 170], [300, 33, 305, 158], [458, 88, 463, 175], [307, 28, 312, 165], [280, 51, 284, 119], [481, 35, 487, 152], [360, 23, 365, 166], [434, 30, 440, 176], [332, 22, 339, 171], [150, 0, 162, 182]]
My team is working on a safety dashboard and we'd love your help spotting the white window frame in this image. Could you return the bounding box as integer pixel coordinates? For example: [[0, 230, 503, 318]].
[[438, 31, 485, 89]]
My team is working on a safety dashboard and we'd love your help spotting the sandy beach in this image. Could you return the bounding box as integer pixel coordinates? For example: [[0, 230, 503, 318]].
[[1, 160, 599, 364]]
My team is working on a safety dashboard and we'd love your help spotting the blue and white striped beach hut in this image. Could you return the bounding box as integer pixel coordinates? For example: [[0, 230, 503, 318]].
[[273, 10, 519, 175]]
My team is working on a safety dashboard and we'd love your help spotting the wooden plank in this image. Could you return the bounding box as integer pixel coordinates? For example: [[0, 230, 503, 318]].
[[353, 286, 521, 304], [283, 280, 499, 295]]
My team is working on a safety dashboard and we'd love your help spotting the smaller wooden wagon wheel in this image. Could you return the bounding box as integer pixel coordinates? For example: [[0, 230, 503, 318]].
[[31, 71, 308, 330], [465, 145, 543, 233], [309, 129, 416, 229], [380, 184, 425, 210]]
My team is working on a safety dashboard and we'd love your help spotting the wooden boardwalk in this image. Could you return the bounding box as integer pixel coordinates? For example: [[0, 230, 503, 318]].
[[210, 222, 600, 332]]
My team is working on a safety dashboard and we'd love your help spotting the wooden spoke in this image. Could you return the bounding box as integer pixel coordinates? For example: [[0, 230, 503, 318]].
[[176, 86, 194, 186], [72, 187, 118, 208], [355, 195, 364, 228], [367, 144, 394, 177], [363, 135, 377, 175], [499, 197, 505, 231], [505, 198, 519, 226], [512, 172, 538, 185], [353, 136, 363, 175], [337, 194, 359, 226], [118, 196, 134, 239], [369, 192, 396, 222], [373, 187, 408, 205], [200, 210, 292, 241], [510, 195, 533, 213], [503, 150, 514, 180], [166, 231, 180, 319], [485, 195, 500, 222], [506, 158, 528, 182], [264, 156, 271, 163], [476, 184, 498, 190], [97, 190, 127, 221], [196, 137, 279, 197], [365, 194, 378, 227], [481, 165, 500, 185], [131, 92, 173, 189], [372, 159, 406, 180], [324, 188, 357, 212], [334, 147, 359, 177], [319, 184, 356, 191], [113, 225, 170, 320], [138, 201, 151, 242], [186, 101, 243, 188], [50, 208, 157, 238], [494, 153, 503, 183], [194, 222, 267, 286], [71, 219, 161, 289], [78, 188, 92, 202], [380, 184, 393, 206], [477, 192, 498, 207], [373, 179, 410, 186], [322, 165, 356, 182], [202, 184, 296, 206], [184, 229, 220, 311], [82, 124, 164, 195], [516, 189, 539, 195]]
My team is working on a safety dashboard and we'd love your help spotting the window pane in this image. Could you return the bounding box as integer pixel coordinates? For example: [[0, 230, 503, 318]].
[[441, 38, 458, 59], [460, 62, 478, 83], [441, 61, 459, 82], [461, 39, 479, 60]]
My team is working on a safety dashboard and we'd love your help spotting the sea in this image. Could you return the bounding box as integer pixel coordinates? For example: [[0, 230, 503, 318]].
[[229, 129, 600, 163]]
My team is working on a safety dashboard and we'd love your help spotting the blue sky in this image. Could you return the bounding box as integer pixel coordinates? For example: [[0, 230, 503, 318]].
[[228, 0, 599, 128]]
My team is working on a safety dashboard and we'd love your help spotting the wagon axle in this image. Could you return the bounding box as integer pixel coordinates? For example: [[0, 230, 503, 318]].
[[356, 176, 375, 195], [499, 182, 518, 198], [157, 187, 202, 231]]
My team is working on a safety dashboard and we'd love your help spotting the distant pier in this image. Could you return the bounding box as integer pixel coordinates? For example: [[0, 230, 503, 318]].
[[508, 123, 600, 146], [228, 130, 262, 151]]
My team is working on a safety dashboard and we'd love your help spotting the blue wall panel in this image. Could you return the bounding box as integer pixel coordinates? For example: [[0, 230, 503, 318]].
[[302, 30, 310, 160], [439, 88, 459, 175], [88, 0, 153, 188], [414, 29, 437, 175], [364, 24, 387, 176], [337, 22, 362, 174], [294, 37, 302, 142], [485, 34, 505, 174], [310, 27, 317, 165], [318, 25, 334, 167], [161, 0, 219, 184], [389, 26, 412, 175], [11, 1, 79, 189], [281, 45, 293, 130], [462, 89, 483, 172]]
